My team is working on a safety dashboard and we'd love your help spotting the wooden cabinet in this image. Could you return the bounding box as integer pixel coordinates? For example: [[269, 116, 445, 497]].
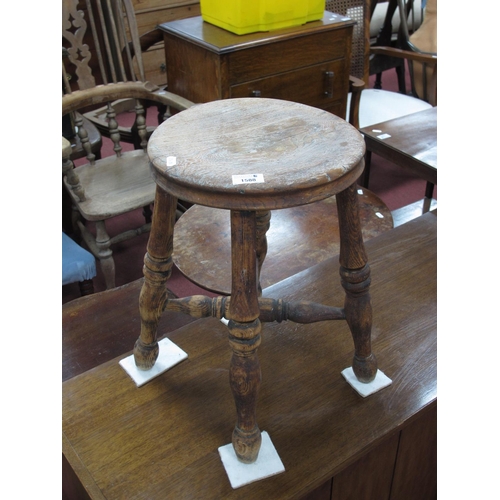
[[62, 213, 437, 500], [131, 0, 201, 86], [159, 13, 354, 117], [302, 402, 437, 500]]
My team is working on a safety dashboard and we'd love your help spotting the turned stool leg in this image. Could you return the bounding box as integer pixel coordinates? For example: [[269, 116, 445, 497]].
[[134, 186, 177, 370], [336, 182, 378, 383], [228, 210, 262, 463]]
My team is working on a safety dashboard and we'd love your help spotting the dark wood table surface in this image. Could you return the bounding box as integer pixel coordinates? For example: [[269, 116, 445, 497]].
[[62, 212, 436, 499], [62, 282, 198, 382], [360, 107, 437, 185], [172, 189, 393, 294]]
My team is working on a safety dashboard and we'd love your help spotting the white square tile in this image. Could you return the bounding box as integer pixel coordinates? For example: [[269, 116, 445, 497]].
[[341, 367, 392, 397], [119, 337, 188, 387], [218, 431, 285, 489]]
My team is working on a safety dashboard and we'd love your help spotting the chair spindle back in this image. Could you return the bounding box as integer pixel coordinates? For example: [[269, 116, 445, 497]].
[[62, 0, 145, 92]]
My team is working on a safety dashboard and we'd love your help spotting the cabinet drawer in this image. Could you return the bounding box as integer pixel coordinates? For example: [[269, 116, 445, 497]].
[[230, 59, 347, 109], [142, 44, 168, 87], [228, 27, 352, 84]]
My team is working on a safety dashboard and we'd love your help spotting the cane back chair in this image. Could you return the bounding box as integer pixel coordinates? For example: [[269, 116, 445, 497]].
[[325, 0, 436, 189], [326, 0, 436, 127], [396, 0, 437, 105]]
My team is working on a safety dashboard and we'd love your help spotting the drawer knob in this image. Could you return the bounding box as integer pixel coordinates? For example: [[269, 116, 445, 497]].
[[251, 90, 262, 97], [324, 71, 335, 98]]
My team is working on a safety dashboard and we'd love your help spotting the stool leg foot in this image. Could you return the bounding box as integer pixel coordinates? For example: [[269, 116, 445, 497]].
[[229, 332, 262, 463], [134, 186, 177, 370], [353, 353, 378, 382], [228, 211, 262, 463], [336, 183, 378, 383], [341, 264, 377, 383], [232, 425, 262, 464]]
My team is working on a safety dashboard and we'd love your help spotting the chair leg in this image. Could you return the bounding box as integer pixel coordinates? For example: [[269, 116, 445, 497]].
[[71, 205, 83, 239], [134, 186, 177, 370], [359, 151, 372, 188], [95, 221, 116, 289], [78, 279, 95, 296], [143, 204, 153, 224], [425, 181, 434, 199], [336, 182, 377, 383], [396, 63, 407, 94], [62, 184, 74, 234], [157, 103, 167, 124], [228, 209, 262, 464]]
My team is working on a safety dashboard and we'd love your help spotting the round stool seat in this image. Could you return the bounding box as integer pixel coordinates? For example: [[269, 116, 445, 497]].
[[173, 188, 393, 294], [148, 98, 366, 210]]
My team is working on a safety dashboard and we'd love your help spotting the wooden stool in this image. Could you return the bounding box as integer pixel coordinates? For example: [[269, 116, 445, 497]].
[[134, 98, 378, 464]]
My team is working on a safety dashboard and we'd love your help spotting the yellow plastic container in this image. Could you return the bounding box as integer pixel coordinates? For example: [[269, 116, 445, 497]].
[[200, 0, 326, 35]]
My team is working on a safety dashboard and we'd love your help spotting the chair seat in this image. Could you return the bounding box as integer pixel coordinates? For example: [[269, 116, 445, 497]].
[[62, 232, 96, 285], [65, 149, 155, 220], [347, 89, 432, 129]]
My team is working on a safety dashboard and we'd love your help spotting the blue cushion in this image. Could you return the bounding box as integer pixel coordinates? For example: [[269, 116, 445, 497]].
[[62, 232, 97, 286]]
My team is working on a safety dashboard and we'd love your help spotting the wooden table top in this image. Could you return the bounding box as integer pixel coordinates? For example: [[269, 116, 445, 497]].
[[62, 281, 198, 382], [158, 13, 355, 54], [62, 212, 436, 499], [173, 188, 393, 294], [360, 107, 437, 185], [148, 98, 365, 210]]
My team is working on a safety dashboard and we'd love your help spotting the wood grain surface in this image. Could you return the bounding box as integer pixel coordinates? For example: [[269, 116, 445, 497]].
[[159, 13, 354, 54], [62, 279, 197, 382], [360, 107, 437, 185], [147, 98, 366, 209], [63, 212, 436, 499], [172, 188, 392, 294]]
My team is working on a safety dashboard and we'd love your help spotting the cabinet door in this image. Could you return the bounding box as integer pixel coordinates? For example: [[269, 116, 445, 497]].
[[142, 44, 168, 86], [163, 33, 224, 102], [390, 404, 437, 500], [330, 432, 400, 500], [230, 60, 347, 117]]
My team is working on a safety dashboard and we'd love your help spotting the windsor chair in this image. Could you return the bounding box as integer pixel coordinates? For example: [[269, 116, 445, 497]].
[[62, 0, 166, 148], [62, 0, 194, 289]]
